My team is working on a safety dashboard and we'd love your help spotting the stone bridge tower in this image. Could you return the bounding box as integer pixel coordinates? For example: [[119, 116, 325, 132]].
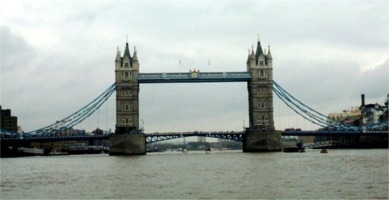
[[114, 42, 139, 133], [110, 41, 145, 155], [243, 39, 282, 152]]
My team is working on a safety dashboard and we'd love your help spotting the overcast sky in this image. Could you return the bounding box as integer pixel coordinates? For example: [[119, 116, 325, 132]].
[[1, 0, 388, 133]]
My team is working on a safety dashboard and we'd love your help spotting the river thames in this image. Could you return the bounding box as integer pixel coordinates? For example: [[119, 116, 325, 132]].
[[1, 149, 388, 199]]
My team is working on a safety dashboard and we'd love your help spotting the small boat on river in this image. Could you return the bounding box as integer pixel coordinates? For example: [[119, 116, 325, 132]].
[[282, 142, 305, 153], [282, 146, 305, 153]]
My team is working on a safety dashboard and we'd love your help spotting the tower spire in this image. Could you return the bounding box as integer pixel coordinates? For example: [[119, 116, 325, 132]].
[[255, 39, 264, 63], [123, 41, 131, 60]]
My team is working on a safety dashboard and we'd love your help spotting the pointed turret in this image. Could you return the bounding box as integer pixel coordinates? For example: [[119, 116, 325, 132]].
[[132, 46, 138, 64], [122, 42, 132, 67], [255, 40, 264, 61], [115, 47, 121, 62], [132, 46, 138, 62], [247, 45, 256, 70], [123, 42, 131, 60], [115, 47, 122, 69], [250, 45, 255, 60], [267, 45, 272, 60], [247, 48, 251, 63]]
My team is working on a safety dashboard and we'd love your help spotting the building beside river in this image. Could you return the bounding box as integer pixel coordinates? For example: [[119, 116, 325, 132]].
[[327, 94, 388, 129], [0, 106, 18, 132]]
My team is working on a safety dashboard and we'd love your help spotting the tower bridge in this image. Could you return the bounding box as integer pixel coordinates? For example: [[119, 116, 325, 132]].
[[1, 38, 388, 156], [110, 39, 280, 155]]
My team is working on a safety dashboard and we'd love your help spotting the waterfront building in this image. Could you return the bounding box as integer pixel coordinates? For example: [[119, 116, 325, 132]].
[[327, 94, 388, 128], [0, 106, 18, 132], [360, 94, 388, 127], [328, 106, 361, 126]]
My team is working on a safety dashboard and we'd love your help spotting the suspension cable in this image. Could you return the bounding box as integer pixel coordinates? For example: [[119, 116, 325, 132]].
[[27, 84, 116, 134]]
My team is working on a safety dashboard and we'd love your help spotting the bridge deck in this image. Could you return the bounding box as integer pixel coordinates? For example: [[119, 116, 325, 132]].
[[1, 131, 387, 144], [137, 72, 251, 83]]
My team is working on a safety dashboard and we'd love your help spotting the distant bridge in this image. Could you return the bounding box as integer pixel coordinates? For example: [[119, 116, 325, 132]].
[[145, 131, 244, 143]]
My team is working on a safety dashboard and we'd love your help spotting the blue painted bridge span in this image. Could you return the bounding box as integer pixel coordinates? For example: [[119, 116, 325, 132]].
[[137, 72, 251, 83]]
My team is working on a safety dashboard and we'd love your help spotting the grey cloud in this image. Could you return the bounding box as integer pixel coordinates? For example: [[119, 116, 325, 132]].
[[274, 58, 388, 117], [0, 26, 36, 73], [263, 1, 389, 50], [0, 26, 115, 131], [1, 1, 388, 132], [356, 60, 389, 99]]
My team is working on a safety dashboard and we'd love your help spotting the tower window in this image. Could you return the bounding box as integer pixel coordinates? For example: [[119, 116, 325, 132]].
[[122, 90, 132, 96], [259, 61, 264, 66], [121, 116, 132, 126], [259, 70, 267, 77], [122, 71, 131, 79], [257, 114, 269, 125], [257, 88, 267, 94], [124, 63, 129, 67], [258, 100, 268, 108], [122, 104, 131, 111]]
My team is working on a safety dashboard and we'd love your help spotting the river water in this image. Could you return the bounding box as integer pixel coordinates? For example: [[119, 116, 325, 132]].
[[1, 149, 388, 199]]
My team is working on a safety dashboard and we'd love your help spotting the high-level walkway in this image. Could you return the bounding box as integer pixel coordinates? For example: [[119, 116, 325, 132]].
[[137, 72, 251, 83]]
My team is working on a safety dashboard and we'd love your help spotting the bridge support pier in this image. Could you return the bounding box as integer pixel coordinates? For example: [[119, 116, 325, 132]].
[[109, 133, 146, 155], [243, 130, 282, 152]]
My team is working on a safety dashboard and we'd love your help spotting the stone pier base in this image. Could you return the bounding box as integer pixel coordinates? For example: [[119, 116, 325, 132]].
[[109, 134, 146, 155], [243, 130, 282, 152]]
